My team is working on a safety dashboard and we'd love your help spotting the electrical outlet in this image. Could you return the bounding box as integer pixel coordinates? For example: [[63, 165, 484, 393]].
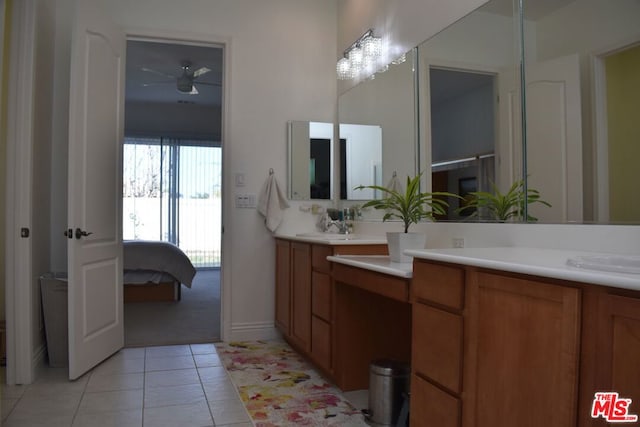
[[453, 238, 465, 248]]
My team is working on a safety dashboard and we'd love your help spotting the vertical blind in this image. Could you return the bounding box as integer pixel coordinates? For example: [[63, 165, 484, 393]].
[[123, 137, 222, 267]]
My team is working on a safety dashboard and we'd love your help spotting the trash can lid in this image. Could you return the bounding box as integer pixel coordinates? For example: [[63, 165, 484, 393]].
[[370, 359, 410, 376]]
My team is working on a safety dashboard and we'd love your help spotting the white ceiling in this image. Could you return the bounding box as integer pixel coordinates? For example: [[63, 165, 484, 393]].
[[125, 40, 223, 107]]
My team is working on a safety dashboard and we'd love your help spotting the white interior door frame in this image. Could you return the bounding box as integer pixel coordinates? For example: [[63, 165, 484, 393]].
[[591, 35, 640, 223], [4, 0, 37, 385], [418, 56, 500, 192], [122, 27, 231, 341]]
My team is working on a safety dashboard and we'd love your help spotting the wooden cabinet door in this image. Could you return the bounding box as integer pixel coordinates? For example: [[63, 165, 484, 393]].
[[465, 272, 581, 427], [591, 294, 640, 425], [275, 239, 291, 335], [291, 242, 312, 352]]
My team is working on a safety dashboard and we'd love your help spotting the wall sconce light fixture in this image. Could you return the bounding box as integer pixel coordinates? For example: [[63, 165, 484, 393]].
[[337, 29, 383, 80]]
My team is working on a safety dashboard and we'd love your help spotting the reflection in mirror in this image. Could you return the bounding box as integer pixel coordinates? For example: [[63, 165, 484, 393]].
[[418, 0, 521, 221], [287, 121, 333, 200], [338, 49, 417, 201], [339, 124, 382, 200], [521, 0, 640, 224]]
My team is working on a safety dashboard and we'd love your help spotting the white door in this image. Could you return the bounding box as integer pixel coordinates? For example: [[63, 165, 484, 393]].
[[525, 53, 583, 223], [67, 0, 125, 380]]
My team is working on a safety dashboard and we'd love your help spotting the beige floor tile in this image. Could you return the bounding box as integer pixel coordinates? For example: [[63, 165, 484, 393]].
[[3, 412, 75, 427], [91, 356, 145, 376], [197, 366, 227, 382], [143, 401, 214, 427], [194, 353, 222, 368], [117, 347, 146, 359], [0, 384, 27, 399], [201, 380, 239, 402], [145, 355, 195, 372], [209, 398, 251, 425], [77, 389, 143, 414], [190, 343, 217, 355], [145, 345, 192, 359], [2, 398, 19, 420], [11, 391, 82, 416], [144, 382, 206, 408], [145, 368, 200, 388], [85, 372, 144, 392], [72, 408, 143, 427]]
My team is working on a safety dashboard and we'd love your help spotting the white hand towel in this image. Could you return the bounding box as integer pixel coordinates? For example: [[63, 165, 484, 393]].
[[386, 174, 403, 193], [257, 174, 290, 232]]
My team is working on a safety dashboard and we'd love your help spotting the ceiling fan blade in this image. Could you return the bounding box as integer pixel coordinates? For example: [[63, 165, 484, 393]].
[[193, 67, 211, 78], [141, 81, 173, 87], [195, 81, 222, 87], [141, 67, 175, 79]]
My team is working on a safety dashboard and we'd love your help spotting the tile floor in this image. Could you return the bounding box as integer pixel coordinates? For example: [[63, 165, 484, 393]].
[[1, 343, 252, 427]]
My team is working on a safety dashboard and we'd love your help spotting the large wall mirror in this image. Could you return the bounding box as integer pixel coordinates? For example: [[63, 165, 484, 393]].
[[520, 0, 640, 224], [335, 0, 640, 225], [418, 0, 522, 221], [338, 49, 418, 201]]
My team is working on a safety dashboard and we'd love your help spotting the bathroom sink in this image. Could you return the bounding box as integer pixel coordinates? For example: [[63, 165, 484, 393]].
[[566, 255, 640, 274]]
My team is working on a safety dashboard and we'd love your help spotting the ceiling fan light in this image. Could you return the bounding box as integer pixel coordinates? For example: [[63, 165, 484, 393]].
[[177, 75, 193, 93]]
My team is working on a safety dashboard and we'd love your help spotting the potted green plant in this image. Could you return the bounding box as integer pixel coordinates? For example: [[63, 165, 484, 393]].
[[356, 173, 456, 262], [457, 178, 551, 222]]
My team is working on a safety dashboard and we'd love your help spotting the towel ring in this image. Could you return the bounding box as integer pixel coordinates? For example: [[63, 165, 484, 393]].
[[269, 168, 274, 175]]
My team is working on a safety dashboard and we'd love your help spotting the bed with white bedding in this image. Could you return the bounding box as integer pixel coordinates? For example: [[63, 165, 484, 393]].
[[123, 240, 196, 302]]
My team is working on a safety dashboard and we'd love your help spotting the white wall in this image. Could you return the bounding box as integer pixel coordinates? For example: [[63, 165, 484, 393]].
[[101, 0, 337, 340]]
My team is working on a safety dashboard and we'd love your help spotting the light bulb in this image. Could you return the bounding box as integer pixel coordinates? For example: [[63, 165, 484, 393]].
[[363, 36, 382, 59], [336, 57, 352, 80]]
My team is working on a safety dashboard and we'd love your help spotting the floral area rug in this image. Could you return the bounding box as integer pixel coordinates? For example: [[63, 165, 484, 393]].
[[215, 340, 367, 426]]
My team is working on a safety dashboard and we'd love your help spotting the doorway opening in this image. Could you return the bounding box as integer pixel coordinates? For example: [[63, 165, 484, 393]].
[[123, 39, 223, 346], [428, 66, 497, 220], [594, 42, 640, 223]]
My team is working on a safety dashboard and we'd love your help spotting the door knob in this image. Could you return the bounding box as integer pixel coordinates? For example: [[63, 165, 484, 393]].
[[75, 228, 93, 239]]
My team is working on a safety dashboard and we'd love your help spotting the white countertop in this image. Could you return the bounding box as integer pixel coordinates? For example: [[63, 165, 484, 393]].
[[327, 255, 413, 278], [405, 247, 640, 291], [275, 233, 387, 245]]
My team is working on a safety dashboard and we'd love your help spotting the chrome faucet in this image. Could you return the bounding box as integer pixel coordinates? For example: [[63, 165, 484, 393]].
[[319, 209, 353, 234]]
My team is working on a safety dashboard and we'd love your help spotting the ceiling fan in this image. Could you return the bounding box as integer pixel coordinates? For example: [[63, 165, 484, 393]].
[[141, 60, 219, 95]]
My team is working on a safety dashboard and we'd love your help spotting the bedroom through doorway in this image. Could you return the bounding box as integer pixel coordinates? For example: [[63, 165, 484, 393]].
[[122, 39, 224, 346]]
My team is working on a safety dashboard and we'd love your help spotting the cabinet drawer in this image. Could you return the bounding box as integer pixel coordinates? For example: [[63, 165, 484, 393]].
[[312, 245, 333, 273], [311, 315, 332, 372], [413, 303, 463, 393], [410, 374, 460, 427], [412, 261, 465, 310], [312, 271, 331, 321]]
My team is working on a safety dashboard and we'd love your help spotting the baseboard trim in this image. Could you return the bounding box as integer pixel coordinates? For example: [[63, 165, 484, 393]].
[[229, 321, 279, 341]]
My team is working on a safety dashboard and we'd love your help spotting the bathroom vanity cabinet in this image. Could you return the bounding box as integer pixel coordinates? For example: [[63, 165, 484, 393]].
[[274, 238, 387, 378], [410, 257, 640, 427]]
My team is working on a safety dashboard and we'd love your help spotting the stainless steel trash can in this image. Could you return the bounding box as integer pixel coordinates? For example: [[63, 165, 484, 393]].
[[40, 273, 69, 367], [367, 359, 410, 426]]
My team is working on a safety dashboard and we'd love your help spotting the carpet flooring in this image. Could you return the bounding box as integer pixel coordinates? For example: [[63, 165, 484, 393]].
[[124, 269, 221, 347], [216, 340, 368, 427]]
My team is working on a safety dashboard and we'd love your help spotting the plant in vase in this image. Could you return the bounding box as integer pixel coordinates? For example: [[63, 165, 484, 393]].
[[456, 178, 551, 222], [355, 173, 457, 262]]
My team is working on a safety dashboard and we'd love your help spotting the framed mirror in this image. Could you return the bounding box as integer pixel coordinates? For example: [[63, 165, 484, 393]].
[[287, 121, 333, 200]]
